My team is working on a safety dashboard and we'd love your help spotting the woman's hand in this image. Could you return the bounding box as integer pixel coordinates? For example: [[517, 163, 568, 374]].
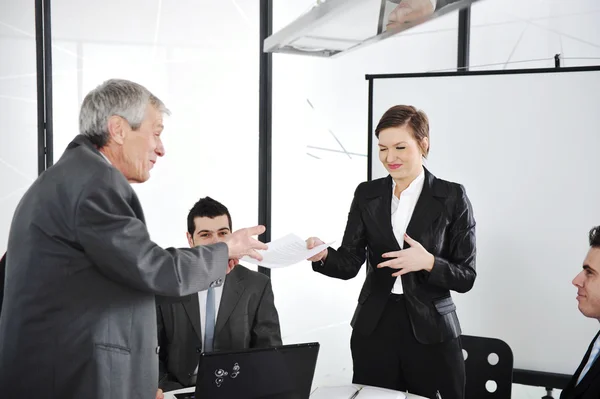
[[377, 234, 434, 276], [306, 237, 328, 262]]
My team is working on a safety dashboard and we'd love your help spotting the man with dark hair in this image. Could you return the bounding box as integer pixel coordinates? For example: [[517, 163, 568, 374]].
[[562, 226, 600, 399], [156, 197, 282, 393]]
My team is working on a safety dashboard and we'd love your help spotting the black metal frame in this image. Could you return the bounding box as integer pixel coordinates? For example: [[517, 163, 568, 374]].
[[366, 64, 600, 80], [258, 0, 273, 277], [365, 64, 600, 392], [35, 0, 54, 175], [367, 78, 374, 182], [457, 6, 470, 70]]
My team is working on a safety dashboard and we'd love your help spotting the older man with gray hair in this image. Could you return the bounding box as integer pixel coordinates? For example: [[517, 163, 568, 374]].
[[0, 79, 266, 399]]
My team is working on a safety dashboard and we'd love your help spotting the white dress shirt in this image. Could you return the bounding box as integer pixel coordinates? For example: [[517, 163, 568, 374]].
[[390, 168, 425, 294], [192, 283, 224, 375]]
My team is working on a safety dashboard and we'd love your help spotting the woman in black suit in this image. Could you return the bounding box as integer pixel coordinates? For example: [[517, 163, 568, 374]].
[[307, 105, 476, 399]]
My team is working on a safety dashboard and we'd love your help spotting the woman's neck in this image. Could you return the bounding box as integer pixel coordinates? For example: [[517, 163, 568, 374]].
[[393, 169, 422, 198]]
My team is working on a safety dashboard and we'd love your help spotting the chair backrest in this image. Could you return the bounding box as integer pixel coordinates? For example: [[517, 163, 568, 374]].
[[461, 334, 514, 399]]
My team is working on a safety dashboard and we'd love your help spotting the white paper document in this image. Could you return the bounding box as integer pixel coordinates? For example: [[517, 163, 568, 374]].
[[355, 386, 406, 399], [240, 233, 333, 269], [310, 385, 359, 399]]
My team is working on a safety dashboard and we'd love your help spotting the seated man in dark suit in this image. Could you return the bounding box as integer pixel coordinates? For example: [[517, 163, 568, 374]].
[[157, 197, 282, 393], [562, 225, 600, 399]]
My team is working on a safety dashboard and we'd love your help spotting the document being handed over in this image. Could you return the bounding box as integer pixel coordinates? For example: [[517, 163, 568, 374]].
[[241, 233, 333, 269]]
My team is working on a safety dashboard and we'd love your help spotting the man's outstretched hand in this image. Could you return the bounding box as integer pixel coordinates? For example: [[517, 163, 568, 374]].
[[225, 225, 268, 263]]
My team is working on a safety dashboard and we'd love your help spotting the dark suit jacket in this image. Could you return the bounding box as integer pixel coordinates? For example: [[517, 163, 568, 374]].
[[561, 330, 600, 399], [157, 265, 282, 391], [313, 168, 476, 344], [0, 135, 228, 399]]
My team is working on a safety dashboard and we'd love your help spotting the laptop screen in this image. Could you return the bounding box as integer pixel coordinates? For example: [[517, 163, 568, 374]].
[[187, 342, 320, 399]]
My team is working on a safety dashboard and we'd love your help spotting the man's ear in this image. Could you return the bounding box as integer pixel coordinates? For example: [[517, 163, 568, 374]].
[[107, 115, 127, 145], [186, 232, 194, 248]]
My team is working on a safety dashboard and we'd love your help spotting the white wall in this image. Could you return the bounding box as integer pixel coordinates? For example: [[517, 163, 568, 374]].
[[0, 1, 37, 254]]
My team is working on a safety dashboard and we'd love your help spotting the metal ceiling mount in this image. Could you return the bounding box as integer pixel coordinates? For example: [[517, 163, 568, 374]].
[[263, 0, 483, 58]]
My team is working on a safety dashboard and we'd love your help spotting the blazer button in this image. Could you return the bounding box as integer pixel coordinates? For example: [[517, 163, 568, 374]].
[[156, 346, 160, 354], [196, 347, 202, 353]]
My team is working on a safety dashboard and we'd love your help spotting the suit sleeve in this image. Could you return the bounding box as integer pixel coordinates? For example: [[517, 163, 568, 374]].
[[312, 184, 368, 280], [157, 305, 185, 392], [427, 184, 476, 293], [75, 167, 228, 296], [251, 279, 282, 347]]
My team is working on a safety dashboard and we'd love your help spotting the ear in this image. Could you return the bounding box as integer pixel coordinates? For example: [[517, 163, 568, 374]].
[[420, 136, 429, 156], [186, 232, 194, 248], [107, 115, 127, 145]]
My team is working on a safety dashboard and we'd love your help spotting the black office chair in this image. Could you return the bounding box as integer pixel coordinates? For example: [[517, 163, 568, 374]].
[[461, 334, 514, 399]]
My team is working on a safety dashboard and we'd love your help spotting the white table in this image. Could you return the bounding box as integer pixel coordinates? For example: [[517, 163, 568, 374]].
[[163, 385, 428, 399]]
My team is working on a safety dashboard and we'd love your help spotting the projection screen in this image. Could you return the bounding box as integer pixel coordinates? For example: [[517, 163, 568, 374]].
[[368, 66, 600, 375]]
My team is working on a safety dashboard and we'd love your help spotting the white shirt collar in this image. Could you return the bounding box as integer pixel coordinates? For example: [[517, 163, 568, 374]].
[[99, 151, 112, 165], [392, 168, 425, 196]]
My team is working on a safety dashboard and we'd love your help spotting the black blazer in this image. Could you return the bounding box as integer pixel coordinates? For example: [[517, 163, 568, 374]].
[[313, 168, 476, 344], [561, 330, 600, 399], [157, 265, 282, 391]]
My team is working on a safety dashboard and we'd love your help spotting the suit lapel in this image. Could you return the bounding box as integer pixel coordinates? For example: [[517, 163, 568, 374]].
[[215, 268, 245, 336], [182, 293, 202, 342], [364, 176, 399, 252], [405, 168, 444, 243]]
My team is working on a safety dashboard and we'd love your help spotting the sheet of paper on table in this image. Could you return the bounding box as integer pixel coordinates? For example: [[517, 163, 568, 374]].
[[241, 233, 334, 268], [310, 385, 359, 399]]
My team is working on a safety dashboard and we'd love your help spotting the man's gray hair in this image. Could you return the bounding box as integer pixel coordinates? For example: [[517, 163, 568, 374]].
[[79, 79, 170, 148]]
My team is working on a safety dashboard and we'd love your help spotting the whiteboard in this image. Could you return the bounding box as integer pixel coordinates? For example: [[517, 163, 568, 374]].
[[370, 67, 600, 375]]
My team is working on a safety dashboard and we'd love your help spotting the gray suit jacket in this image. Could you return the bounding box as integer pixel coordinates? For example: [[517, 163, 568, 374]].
[[157, 265, 282, 391], [0, 135, 229, 399]]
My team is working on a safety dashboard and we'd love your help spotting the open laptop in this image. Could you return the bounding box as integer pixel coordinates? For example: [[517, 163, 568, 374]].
[[174, 342, 320, 399]]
